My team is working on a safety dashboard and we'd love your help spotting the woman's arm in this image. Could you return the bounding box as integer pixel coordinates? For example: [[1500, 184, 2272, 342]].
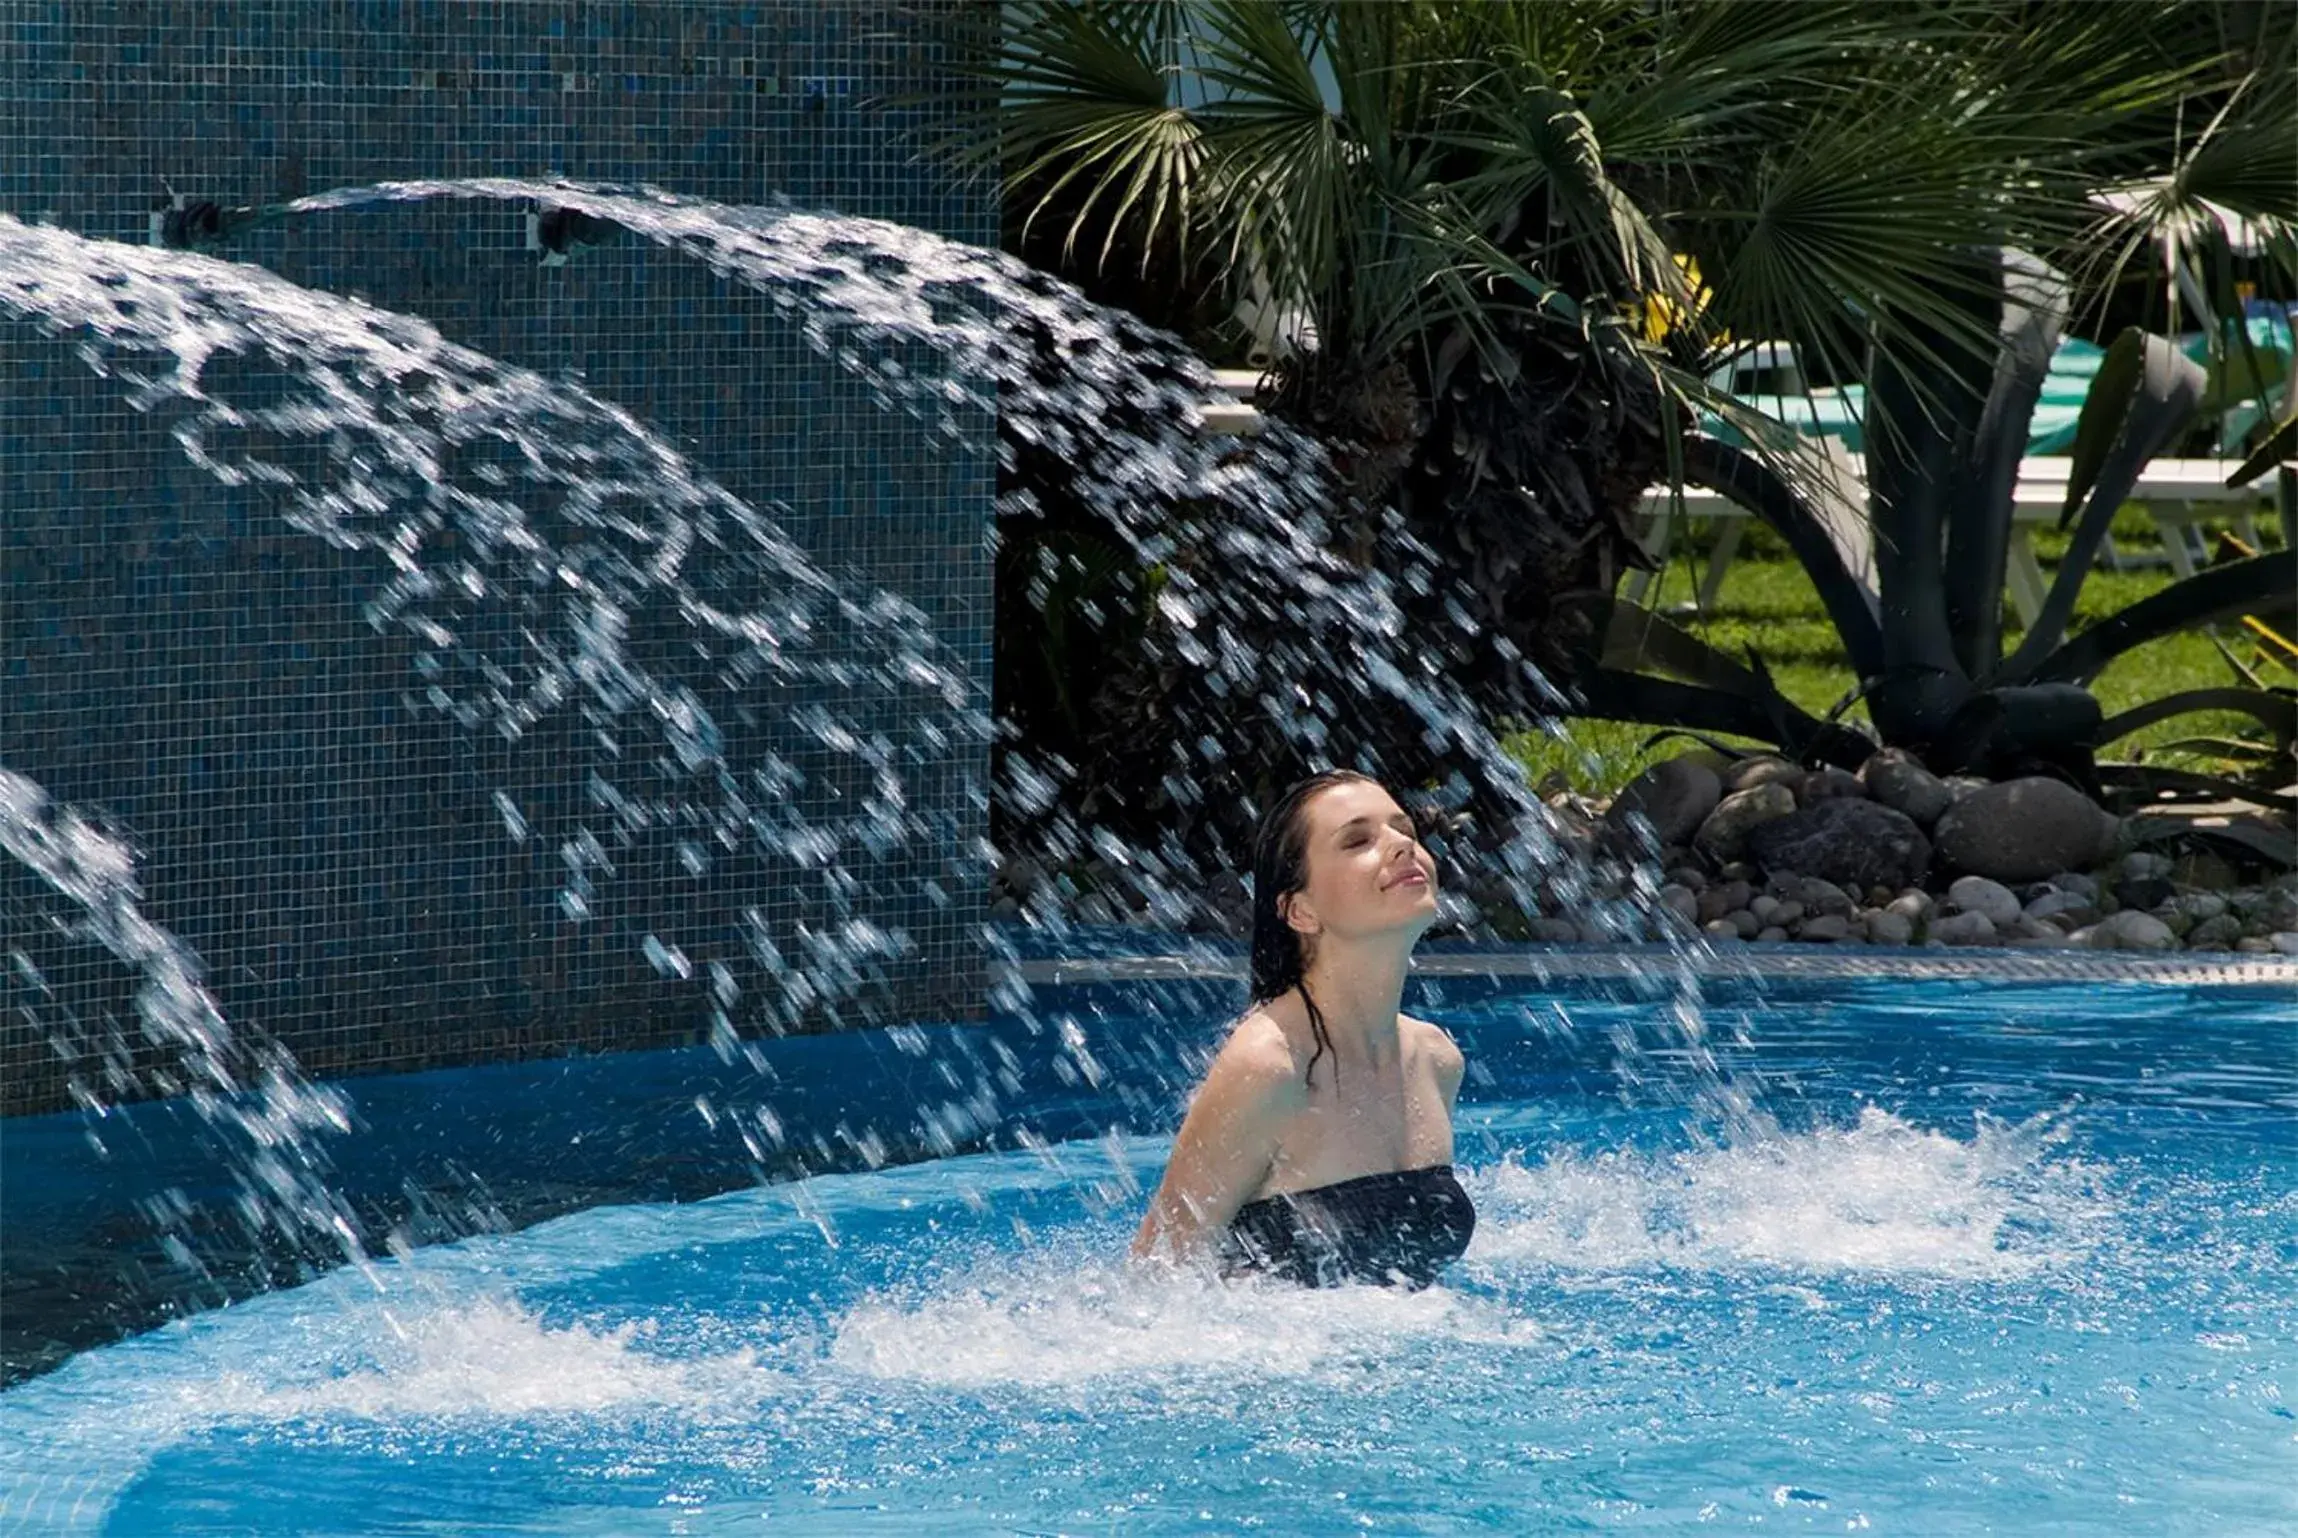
[[1130, 1024, 1299, 1263]]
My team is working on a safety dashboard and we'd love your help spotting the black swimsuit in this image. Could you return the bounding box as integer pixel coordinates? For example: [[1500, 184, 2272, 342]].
[[1221, 1165, 1476, 1289]]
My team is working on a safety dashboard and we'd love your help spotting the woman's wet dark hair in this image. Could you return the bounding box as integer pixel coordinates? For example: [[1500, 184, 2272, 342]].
[[1248, 769, 1381, 1088]]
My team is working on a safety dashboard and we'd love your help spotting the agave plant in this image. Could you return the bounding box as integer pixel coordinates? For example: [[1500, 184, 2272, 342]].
[[1585, 1, 2298, 794], [956, 0, 2289, 853], [1584, 253, 2297, 795]]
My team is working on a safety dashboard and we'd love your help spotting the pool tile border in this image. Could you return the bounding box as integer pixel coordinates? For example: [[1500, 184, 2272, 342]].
[[1015, 945, 2298, 989]]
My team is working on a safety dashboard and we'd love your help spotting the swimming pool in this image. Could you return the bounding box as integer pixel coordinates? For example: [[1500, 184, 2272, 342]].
[[3, 971, 2291, 1534]]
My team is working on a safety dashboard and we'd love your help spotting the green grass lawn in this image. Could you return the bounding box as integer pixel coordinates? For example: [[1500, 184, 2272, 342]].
[[1513, 502, 2293, 794]]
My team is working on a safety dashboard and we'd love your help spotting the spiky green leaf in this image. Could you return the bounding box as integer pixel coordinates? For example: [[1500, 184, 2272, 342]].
[[2021, 554, 2297, 685], [2005, 329, 2207, 675], [2097, 687, 2298, 748]]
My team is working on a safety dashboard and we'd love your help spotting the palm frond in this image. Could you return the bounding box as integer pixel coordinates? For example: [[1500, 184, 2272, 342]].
[[988, 3, 1210, 276]]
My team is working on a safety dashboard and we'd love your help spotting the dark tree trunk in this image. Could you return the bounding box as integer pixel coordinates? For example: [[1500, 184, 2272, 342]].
[[1271, 320, 1669, 715]]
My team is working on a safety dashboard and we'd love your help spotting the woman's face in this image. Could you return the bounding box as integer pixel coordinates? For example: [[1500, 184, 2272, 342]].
[[1284, 779, 1439, 943]]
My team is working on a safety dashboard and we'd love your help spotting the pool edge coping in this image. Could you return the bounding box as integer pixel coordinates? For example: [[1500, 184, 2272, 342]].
[[1014, 945, 2298, 988]]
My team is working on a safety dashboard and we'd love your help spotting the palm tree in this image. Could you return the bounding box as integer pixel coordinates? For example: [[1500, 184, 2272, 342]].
[[957, 0, 2290, 836]]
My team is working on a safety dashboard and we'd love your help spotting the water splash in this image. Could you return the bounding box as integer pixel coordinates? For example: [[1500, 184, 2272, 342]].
[[829, 1110, 2112, 1394], [1467, 1107, 2109, 1281], [830, 1247, 1532, 1391], [246, 1297, 765, 1421]]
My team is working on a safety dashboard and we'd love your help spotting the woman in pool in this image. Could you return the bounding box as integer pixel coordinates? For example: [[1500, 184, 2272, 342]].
[[1132, 770, 1474, 1287]]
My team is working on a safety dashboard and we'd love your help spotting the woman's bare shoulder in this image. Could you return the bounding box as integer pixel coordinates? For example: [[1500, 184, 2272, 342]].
[[1205, 1007, 1311, 1103], [1399, 1013, 1466, 1081]]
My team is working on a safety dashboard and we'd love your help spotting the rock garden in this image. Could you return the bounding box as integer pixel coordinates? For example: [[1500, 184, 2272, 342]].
[[1561, 748, 2298, 955]]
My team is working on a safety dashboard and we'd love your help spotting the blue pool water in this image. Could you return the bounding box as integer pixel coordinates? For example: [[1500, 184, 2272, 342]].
[[3, 975, 2292, 1534]]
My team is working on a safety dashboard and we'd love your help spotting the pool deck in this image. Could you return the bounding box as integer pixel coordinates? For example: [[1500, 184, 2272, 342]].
[[1016, 944, 2298, 990]]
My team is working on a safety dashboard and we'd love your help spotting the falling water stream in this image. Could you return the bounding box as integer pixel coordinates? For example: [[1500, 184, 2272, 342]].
[[0, 180, 1717, 1354], [3, 184, 2290, 1538], [279, 178, 1655, 942]]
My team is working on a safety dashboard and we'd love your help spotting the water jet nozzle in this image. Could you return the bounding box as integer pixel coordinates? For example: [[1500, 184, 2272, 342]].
[[527, 205, 622, 267], [149, 186, 274, 249]]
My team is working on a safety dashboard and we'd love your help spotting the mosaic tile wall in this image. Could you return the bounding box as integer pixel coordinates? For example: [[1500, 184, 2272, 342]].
[[0, 1, 996, 1116]]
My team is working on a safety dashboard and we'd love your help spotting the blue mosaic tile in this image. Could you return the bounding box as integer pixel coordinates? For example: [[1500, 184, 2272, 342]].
[[0, 1, 996, 1115]]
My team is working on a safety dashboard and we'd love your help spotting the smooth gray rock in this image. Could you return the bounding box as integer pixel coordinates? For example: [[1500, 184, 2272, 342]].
[[2174, 891, 2228, 924], [2087, 910, 2176, 951], [1745, 797, 1933, 891], [1695, 784, 1799, 862], [1697, 878, 1754, 925], [1606, 756, 1724, 847], [2186, 914, 2243, 948], [1724, 756, 1807, 797], [2050, 871, 2101, 900], [1946, 875, 2022, 926], [1801, 767, 1867, 804], [1798, 913, 1851, 943], [2121, 850, 2174, 881], [1754, 925, 1791, 944], [1886, 889, 1934, 920], [1658, 883, 1701, 925], [1859, 749, 1953, 826], [1933, 778, 2119, 884], [1931, 910, 1999, 946], [1785, 875, 1856, 917], [1864, 909, 1915, 945], [1725, 908, 1761, 939], [2024, 890, 2099, 928], [2273, 931, 2298, 957]]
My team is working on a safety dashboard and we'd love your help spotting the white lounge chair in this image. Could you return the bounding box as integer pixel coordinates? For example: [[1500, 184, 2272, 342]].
[[1633, 454, 2284, 624], [1198, 373, 2283, 627]]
